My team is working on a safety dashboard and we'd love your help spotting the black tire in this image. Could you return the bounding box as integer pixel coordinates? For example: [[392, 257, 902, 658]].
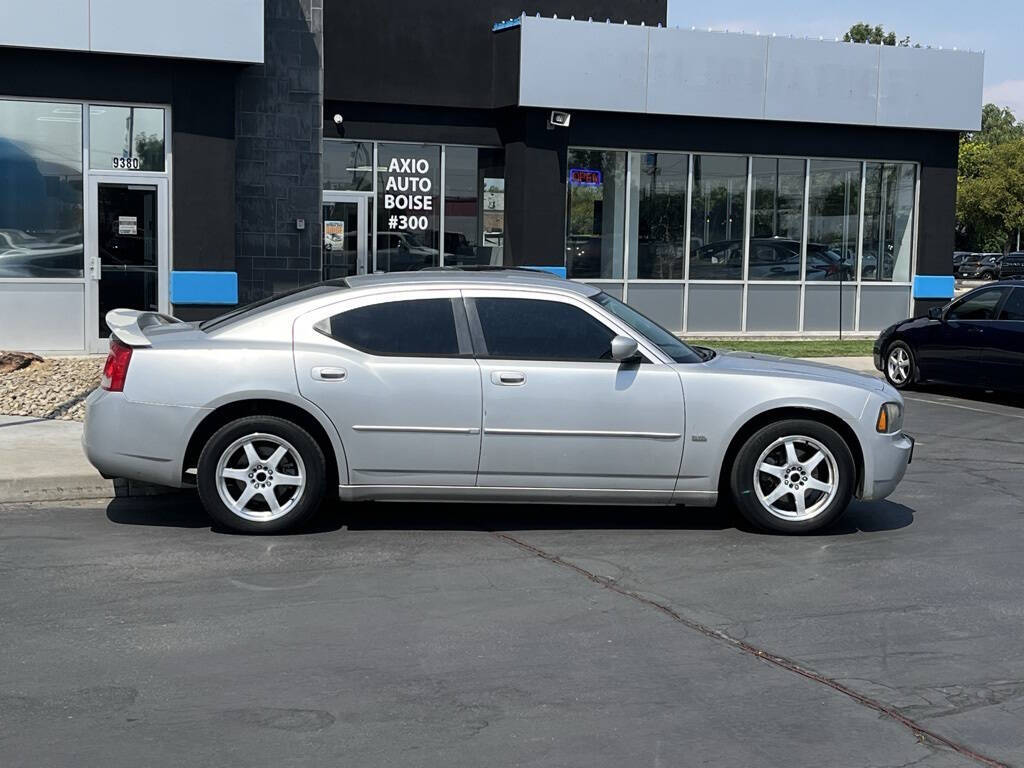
[[197, 415, 326, 534], [979, 270, 995, 280], [883, 340, 916, 390], [729, 419, 855, 534]]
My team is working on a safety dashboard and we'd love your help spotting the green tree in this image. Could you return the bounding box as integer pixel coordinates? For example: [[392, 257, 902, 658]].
[[965, 103, 1024, 146], [843, 22, 915, 46], [957, 131, 1024, 254]]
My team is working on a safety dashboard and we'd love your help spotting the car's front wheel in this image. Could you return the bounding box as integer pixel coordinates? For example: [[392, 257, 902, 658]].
[[729, 419, 855, 534], [884, 341, 916, 390], [197, 415, 326, 533]]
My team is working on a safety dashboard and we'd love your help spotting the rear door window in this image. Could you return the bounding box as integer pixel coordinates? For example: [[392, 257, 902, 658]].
[[325, 298, 462, 357]]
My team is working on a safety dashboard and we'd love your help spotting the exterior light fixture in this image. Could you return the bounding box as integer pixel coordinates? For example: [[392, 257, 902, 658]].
[[547, 110, 571, 129]]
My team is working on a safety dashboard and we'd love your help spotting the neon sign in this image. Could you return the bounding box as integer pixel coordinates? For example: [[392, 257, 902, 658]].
[[569, 168, 602, 187]]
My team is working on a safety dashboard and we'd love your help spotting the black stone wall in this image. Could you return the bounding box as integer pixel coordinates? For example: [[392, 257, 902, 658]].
[[235, 0, 324, 303]]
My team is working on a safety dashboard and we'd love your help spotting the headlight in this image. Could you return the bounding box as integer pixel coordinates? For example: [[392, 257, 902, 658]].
[[876, 402, 903, 434]]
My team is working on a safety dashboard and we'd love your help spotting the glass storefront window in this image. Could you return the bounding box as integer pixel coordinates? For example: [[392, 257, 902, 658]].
[[688, 155, 747, 280], [324, 140, 373, 192], [0, 99, 84, 278], [862, 162, 915, 282], [806, 160, 860, 281], [443, 146, 505, 267], [375, 143, 440, 272], [749, 157, 805, 281], [565, 149, 626, 279], [89, 105, 165, 171], [628, 152, 687, 279]]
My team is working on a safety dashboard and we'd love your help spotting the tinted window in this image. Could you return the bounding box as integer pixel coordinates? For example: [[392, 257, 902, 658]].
[[998, 288, 1024, 321], [327, 298, 459, 356], [473, 298, 615, 360], [948, 289, 1006, 321]]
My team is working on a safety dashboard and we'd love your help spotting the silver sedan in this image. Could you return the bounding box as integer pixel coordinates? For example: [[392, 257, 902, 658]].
[[84, 270, 913, 534]]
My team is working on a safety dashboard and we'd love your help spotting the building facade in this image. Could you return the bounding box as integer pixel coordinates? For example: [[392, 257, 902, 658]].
[[0, 0, 982, 351]]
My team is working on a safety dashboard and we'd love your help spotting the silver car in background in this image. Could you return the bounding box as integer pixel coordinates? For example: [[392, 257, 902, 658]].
[[84, 270, 913, 534]]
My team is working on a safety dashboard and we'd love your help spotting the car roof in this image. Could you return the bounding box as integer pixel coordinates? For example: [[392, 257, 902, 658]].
[[344, 268, 600, 297]]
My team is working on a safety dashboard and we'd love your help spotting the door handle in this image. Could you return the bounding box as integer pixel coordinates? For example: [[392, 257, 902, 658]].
[[491, 371, 526, 386], [967, 326, 984, 334], [311, 366, 347, 381]]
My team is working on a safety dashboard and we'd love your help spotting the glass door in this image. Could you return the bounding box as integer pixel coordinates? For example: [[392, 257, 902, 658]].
[[322, 192, 368, 279], [86, 176, 168, 350]]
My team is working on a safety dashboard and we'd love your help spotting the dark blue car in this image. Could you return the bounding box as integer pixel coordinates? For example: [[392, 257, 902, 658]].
[[874, 281, 1024, 393]]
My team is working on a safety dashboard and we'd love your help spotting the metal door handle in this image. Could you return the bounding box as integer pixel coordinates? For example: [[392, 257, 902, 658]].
[[492, 371, 526, 386], [312, 366, 347, 381], [967, 326, 984, 334]]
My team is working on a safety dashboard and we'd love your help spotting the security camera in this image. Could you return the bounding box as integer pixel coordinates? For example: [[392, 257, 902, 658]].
[[332, 113, 343, 125], [547, 110, 571, 129]]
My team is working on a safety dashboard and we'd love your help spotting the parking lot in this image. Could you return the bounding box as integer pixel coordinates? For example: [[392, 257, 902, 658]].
[[2, 388, 1022, 768]]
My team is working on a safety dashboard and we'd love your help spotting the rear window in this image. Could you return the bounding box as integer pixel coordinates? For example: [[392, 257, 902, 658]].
[[200, 280, 349, 332], [324, 298, 461, 357]]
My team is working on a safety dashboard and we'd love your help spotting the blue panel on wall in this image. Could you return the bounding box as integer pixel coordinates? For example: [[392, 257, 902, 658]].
[[912, 275, 955, 300], [523, 265, 567, 278], [170, 271, 238, 305]]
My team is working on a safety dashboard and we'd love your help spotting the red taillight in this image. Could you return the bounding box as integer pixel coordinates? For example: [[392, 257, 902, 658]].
[[101, 339, 133, 392]]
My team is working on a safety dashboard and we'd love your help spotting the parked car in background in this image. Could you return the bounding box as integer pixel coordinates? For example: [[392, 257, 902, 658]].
[[874, 280, 1024, 393], [957, 253, 1003, 280], [84, 270, 911, 535], [999, 252, 1024, 279], [952, 251, 974, 276]]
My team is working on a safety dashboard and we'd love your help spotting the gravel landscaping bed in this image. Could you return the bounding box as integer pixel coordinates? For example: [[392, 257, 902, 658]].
[[0, 355, 104, 421]]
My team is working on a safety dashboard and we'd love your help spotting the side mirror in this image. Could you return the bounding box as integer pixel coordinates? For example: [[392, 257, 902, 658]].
[[610, 335, 641, 363], [927, 306, 943, 321]]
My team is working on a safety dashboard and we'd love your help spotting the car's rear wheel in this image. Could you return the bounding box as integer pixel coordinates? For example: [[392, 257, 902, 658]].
[[730, 419, 855, 534], [979, 269, 995, 280], [884, 341, 916, 390], [197, 415, 326, 533]]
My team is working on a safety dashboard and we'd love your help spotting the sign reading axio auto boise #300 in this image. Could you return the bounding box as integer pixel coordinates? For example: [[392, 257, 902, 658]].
[[383, 156, 433, 232]]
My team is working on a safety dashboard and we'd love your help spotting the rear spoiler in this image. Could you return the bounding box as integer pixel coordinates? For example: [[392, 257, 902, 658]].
[[105, 309, 183, 347]]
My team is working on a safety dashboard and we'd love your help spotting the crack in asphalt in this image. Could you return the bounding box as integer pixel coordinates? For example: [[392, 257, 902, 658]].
[[492, 531, 1011, 768]]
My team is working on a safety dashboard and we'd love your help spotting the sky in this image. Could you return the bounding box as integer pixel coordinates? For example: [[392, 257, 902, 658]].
[[667, 0, 1024, 118]]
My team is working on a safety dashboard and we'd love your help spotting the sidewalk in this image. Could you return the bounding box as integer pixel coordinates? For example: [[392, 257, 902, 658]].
[[0, 356, 880, 504], [0, 416, 175, 504], [0, 415, 114, 503]]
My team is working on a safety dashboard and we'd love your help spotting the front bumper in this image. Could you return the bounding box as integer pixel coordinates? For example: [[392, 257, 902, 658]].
[[859, 430, 914, 501], [83, 389, 207, 488]]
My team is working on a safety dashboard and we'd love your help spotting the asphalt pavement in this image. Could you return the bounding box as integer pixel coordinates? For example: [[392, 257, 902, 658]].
[[1, 387, 1022, 767]]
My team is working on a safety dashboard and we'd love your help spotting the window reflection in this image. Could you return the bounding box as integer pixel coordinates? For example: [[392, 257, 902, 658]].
[[565, 149, 626, 279], [89, 105, 165, 171], [749, 158, 805, 281], [0, 99, 84, 278], [688, 155, 746, 280], [443, 146, 504, 267], [628, 152, 687, 279], [862, 162, 914, 282], [806, 160, 860, 281], [323, 140, 373, 192]]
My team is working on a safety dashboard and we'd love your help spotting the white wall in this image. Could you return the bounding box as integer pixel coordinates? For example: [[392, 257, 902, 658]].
[[0, 283, 86, 352], [0, 0, 263, 64], [518, 17, 984, 132]]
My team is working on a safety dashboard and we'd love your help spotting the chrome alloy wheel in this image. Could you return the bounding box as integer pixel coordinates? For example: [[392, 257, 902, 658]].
[[753, 435, 839, 522], [214, 433, 306, 522], [887, 346, 911, 386]]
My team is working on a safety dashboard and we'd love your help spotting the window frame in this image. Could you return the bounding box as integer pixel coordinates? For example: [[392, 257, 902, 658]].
[[461, 288, 664, 364], [313, 289, 473, 359], [996, 287, 1024, 322]]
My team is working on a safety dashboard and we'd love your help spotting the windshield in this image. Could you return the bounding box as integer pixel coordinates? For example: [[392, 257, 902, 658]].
[[590, 292, 706, 364], [199, 279, 349, 332]]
